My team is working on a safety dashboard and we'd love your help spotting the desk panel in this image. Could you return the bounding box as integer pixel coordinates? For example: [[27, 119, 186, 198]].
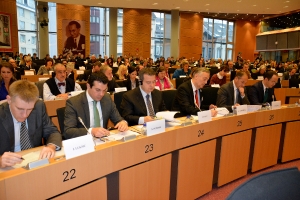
[[119, 154, 171, 200], [284, 106, 300, 121], [0, 179, 6, 200], [255, 109, 285, 127], [176, 140, 216, 200], [252, 124, 281, 172], [218, 130, 252, 186], [21, 75, 52, 82], [52, 177, 107, 200], [282, 121, 300, 162]]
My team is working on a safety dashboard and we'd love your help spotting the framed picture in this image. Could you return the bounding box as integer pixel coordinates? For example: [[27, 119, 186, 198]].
[[0, 12, 12, 51]]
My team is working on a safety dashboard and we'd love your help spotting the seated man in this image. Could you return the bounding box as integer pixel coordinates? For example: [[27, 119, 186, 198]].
[[248, 71, 278, 105], [0, 80, 62, 168], [216, 70, 250, 112], [282, 67, 298, 80], [121, 68, 167, 126], [79, 61, 101, 81], [64, 72, 128, 139], [43, 63, 82, 100], [172, 68, 217, 117], [209, 65, 229, 86], [100, 64, 119, 93]]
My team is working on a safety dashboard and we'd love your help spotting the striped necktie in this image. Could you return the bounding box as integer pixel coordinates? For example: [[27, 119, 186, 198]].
[[146, 94, 155, 118], [20, 121, 32, 150]]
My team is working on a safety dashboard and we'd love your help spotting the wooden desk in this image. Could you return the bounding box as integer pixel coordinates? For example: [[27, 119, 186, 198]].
[[274, 88, 300, 104], [1, 107, 300, 200], [245, 79, 259, 86], [21, 75, 52, 82]]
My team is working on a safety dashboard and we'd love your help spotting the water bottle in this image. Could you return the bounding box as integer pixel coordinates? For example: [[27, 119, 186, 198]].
[[141, 123, 147, 135]]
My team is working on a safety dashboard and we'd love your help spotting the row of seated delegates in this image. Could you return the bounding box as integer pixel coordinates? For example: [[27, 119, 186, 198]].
[[0, 63, 17, 101], [114, 64, 128, 80], [248, 71, 278, 105], [209, 65, 229, 86], [37, 58, 54, 75], [216, 71, 250, 112], [172, 68, 218, 117], [155, 66, 174, 90], [282, 66, 298, 80], [251, 65, 267, 80], [64, 72, 128, 139], [43, 63, 82, 100], [100, 64, 119, 93], [0, 80, 62, 168], [172, 61, 192, 79], [21, 56, 38, 72], [121, 68, 167, 126]]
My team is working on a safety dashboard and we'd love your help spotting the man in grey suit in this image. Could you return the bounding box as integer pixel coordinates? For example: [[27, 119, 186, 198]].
[[64, 72, 128, 139], [216, 70, 250, 112], [0, 80, 62, 168]]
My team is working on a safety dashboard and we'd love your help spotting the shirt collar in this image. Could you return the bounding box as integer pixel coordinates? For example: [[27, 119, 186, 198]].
[[191, 79, 197, 92], [139, 86, 151, 98], [233, 80, 238, 91], [9, 105, 22, 123], [86, 90, 94, 103], [262, 81, 267, 90]]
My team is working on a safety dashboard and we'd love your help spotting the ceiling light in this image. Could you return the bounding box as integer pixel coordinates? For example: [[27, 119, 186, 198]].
[[237, 10, 240, 11], [175, 7, 180, 9], [253, 5, 256, 6], [237, 0, 242, 2], [205, 4, 210, 6], [98, 2, 102, 4], [284, 6, 288, 8], [266, 8, 269, 9], [152, 3, 158, 5], [206, 9, 209, 10]]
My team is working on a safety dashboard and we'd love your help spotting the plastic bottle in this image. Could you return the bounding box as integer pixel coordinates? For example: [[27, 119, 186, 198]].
[[141, 123, 147, 135]]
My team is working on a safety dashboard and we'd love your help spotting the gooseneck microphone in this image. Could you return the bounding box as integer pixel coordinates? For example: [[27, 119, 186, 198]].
[[78, 117, 91, 135]]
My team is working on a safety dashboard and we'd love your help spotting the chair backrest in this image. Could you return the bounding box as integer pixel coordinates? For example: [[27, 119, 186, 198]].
[[162, 89, 177, 111], [56, 107, 66, 137], [35, 80, 46, 98], [175, 78, 186, 89], [201, 87, 219, 107], [78, 82, 87, 90], [116, 80, 126, 88], [114, 91, 127, 114], [227, 167, 300, 200]]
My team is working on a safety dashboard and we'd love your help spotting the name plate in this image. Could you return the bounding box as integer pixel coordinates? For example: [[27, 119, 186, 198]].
[[115, 87, 127, 93], [146, 119, 165, 136], [236, 105, 248, 115], [197, 110, 212, 123], [63, 134, 95, 160], [271, 101, 281, 110]]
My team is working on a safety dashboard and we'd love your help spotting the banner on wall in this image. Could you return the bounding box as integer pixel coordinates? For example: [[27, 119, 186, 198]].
[[0, 12, 12, 52], [62, 20, 86, 57]]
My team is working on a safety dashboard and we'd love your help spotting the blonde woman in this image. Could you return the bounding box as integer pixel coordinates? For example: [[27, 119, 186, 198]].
[[114, 64, 128, 80]]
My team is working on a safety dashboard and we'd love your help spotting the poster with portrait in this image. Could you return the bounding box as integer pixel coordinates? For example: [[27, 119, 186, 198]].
[[62, 20, 86, 57], [0, 13, 12, 51]]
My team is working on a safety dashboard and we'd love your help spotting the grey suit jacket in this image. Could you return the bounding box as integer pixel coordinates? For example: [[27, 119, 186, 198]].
[[64, 91, 124, 139], [0, 100, 62, 155], [216, 81, 250, 112]]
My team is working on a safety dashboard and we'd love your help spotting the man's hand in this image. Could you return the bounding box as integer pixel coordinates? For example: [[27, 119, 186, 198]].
[[91, 127, 110, 138], [39, 144, 56, 159], [56, 93, 69, 100], [238, 87, 245, 97], [0, 152, 23, 168], [114, 120, 128, 132], [210, 109, 218, 117], [209, 104, 217, 109], [144, 116, 154, 123]]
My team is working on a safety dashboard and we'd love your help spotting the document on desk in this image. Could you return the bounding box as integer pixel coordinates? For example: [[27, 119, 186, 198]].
[[156, 111, 180, 122], [106, 130, 139, 141], [247, 105, 262, 112]]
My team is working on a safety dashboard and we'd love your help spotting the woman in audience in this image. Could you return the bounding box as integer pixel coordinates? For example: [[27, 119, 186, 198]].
[[172, 61, 191, 78], [106, 57, 114, 68], [124, 66, 139, 91], [37, 58, 54, 75], [19, 55, 27, 67], [155, 66, 174, 90], [114, 64, 128, 80], [0, 63, 16, 101], [116, 57, 123, 66]]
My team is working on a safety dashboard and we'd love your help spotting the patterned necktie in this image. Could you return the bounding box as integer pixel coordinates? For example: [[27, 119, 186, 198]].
[[146, 94, 155, 118], [20, 121, 32, 150], [195, 90, 199, 108], [263, 88, 269, 103], [93, 101, 101, 127], [235, 88, 240, 104]]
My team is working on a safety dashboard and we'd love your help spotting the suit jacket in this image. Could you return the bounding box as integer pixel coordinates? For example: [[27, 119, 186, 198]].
[[63, 34, 86, 56], [64, 91, 124, 139], [107, 78, 119, 92], [124, 79, 140, 91], [120, 87, 167, 126], [24, 63, 37, 72], [248, 81, 276, 105], [0, 100, 62, 155], [216, 81, 250, 112], [282, 72, 298, 80], [172, 80, 206, 116]]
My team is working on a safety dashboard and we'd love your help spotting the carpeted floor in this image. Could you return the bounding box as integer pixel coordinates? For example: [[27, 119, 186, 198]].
[[197, 159, 300, 200]]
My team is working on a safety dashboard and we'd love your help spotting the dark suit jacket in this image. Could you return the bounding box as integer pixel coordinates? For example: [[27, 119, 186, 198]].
[[64, 91, 124, 139], [124, 79, 140, 91], [248, 81, 276, 105], [63, 34, 86, 56], [172, 80, 206, 116], [107, 78, 119, 92], [0, 101, 62, 155], [216, 81, 250, 112], [282, 72, 298, 80], [80, 69, 92, 81], [120, 87, 167, 126]]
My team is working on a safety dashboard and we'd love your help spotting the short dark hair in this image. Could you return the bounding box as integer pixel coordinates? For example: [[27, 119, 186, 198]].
[[263, 71, 278, 80], [45, 58, 53, 66], [87, 72, 109, 88], [128, 66, 136, 74], [68, 21, 81, 29], [156, 66, 166, 75], [220, 65, 229, 72], [93, 61, 101, 68], [138, 68, 156, 81]]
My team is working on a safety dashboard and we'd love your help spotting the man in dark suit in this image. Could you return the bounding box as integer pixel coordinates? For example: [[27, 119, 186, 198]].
[[63, 21, 86, 57], [121, 68, 167, 126], [23, 56, 38, 73], [64, 72, 128, 139], [172, 68, 217, 117], [100, 64, 119, 92], [79, 61, 101, 81], [31, 53, 39, 61], [282, 67, 298, 80], [0, 80, 62, 168], [216, 71, 250, 112], [248, 71, 278, 105]]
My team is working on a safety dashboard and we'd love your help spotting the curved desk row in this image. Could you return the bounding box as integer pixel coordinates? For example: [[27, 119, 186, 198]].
[[1, 106, 300, 200]]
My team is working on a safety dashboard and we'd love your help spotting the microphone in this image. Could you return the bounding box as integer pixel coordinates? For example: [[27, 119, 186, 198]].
[[272, 95, 274, 102], [78, 117, 91, 135]]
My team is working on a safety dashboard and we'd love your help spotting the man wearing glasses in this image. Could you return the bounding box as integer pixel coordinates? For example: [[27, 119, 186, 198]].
[[121, 68, 167, 126], [64, 72, 128, 139]]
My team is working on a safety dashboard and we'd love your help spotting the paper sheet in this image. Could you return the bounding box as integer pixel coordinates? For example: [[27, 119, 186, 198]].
[[106, 130, 139, 141]]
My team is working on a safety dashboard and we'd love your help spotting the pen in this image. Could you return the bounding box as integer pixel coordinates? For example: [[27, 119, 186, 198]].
[[20, 157, 24, 160]]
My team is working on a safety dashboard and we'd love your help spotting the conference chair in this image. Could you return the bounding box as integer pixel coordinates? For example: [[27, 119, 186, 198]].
[[56, 107, 66, 137], [175, 77, 188, 89], [35, 80, 46, 98], [116, 80, 126, 87], [227, 167, 300, 200], [207, 68, 220, 85], [162, 89, 177, 111], [201, 87, 219, 110], [78, 82, 87, 90], [114, 91, 127, 114]]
